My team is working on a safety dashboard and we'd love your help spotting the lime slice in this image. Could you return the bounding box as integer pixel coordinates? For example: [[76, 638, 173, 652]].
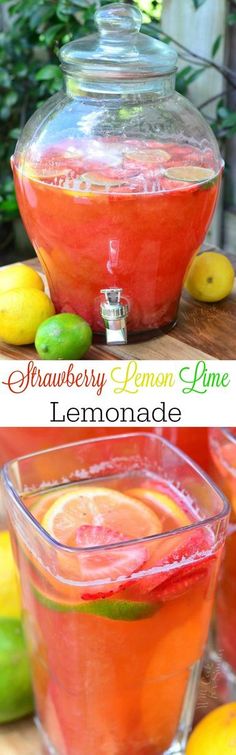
[[125, 148, 171, 165], [79, 171, 128, 188], [33, 586, 158, 622], [164, 166, 216, 185]]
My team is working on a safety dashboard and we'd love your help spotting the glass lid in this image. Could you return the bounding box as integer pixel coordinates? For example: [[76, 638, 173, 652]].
[[59, 3, 178, 84]]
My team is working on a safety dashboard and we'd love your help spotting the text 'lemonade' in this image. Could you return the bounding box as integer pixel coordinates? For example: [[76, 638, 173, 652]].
[[3, 435, 228, 755], [13, 139, 220, 335]]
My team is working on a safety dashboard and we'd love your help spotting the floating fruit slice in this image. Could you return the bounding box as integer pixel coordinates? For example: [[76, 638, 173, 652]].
[[125, 148, 170, 165], [127, 488, 191, 529], [42, 485, 162, 546], [28, 489, 64, 522], [165, 166, 215, 184], [79, 171, 129, 188], [75, 525, 148, 597], [22, 160, 65, 182], [33, 584, 157, 621], [153, 559, 211, 601], [138, 527, 214, 596]]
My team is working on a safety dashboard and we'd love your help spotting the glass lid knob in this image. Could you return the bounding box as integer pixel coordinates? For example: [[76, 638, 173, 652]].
[[95, 4, 142, 43], [59, 2, 177, 88]]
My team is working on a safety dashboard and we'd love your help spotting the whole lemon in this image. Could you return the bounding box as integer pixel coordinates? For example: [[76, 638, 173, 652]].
[[35, 312, 92, 360], [185, 252, 234, 302], [0, 263, 44, 293], [186, 703, 236, 755], [0, 617, 34, 723], [0, 531, 21, 618], [0, 288, 55, 345]]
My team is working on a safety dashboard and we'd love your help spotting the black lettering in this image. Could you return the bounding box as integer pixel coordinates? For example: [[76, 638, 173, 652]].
[[168, 407, 181, 422], [67, 407, 80, 422], [106, 407, 119, 422], [81, 407, 104, 422], [50, 401, 65, 422], [152, 402, 167, 422], [120, 407, 135, 422]]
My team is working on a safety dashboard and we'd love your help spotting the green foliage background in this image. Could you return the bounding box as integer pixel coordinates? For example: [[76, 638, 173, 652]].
[[0, 0, 99, 225], [0, 0, 236, 233]]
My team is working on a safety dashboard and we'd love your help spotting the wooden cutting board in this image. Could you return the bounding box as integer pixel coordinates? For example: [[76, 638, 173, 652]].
[[0, 250, 235, 360], [0, 719, 41, 755]]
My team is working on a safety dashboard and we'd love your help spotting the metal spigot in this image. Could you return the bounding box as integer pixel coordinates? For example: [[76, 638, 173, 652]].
[[100, 288, 129, 345]]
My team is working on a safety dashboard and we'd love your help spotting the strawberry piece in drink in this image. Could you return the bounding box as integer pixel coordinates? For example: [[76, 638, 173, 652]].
[[76, 525, 148, 599]]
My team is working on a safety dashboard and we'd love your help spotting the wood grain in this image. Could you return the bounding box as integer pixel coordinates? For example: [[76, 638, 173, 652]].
[[0, 255, 235, 360], [0, 719, 41, 755]]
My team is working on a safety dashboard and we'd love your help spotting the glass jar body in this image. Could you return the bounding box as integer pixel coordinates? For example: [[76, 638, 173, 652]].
[[13, 85, 222, 338]]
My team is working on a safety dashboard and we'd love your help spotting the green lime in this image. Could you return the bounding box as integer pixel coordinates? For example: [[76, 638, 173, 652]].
[[0, 617, 34, 723], [33, 586, 158, 622], [35, 313, 92, 360]]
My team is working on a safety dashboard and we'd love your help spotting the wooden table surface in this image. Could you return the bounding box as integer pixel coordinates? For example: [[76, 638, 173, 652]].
[[0, 252, 235, 360], [0, 718, 40, 755]]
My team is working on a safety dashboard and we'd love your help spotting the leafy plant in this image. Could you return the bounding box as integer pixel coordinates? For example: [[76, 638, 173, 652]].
[[0, 0, 99, 227], [144, 8, 236, 143]]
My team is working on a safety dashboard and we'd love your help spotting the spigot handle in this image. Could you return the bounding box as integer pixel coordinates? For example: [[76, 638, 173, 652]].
[[100, 288, 123, 305], [100, 287, 129, 345]]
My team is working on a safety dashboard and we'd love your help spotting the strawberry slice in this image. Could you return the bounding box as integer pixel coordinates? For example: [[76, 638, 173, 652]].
[[152, 557, 214, 601], [76, 525, 148, 600], [138, 527, 215, 598]]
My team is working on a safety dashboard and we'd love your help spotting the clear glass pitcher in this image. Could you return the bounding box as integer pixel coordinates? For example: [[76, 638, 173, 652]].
[[12, 4, 223, 344], [2, 433, 229, 754]]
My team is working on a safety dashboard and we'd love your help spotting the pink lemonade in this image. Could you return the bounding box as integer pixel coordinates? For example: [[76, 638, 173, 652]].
[[209, 429, 236, 675], [163, 429, 211, 475], [0, 428, 149, 468], [13, 140, 221, 335], [10, 470, 225, 755]]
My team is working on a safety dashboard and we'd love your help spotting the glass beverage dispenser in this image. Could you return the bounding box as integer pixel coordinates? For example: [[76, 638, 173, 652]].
[[12, 4, 222, 344]]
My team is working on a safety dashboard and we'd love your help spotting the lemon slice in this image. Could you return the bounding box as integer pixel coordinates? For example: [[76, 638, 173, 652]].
[[42, 485, 162, 546], [127, 489, 191, 528], [27, 489, 64, 522], [165, 166, 215, 183]]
